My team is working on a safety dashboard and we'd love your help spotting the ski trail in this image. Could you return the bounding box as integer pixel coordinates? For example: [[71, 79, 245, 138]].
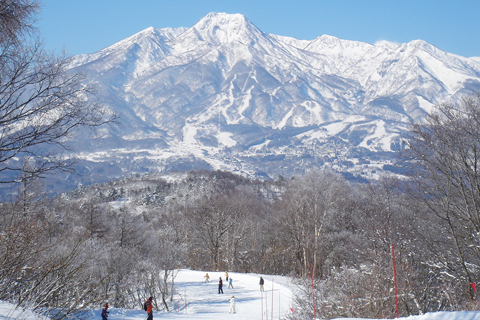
[[91, 269, 296, 320], [170, 270, 295, 319]]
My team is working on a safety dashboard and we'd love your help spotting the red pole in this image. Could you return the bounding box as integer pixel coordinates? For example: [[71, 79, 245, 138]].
[[392, 244, 399, 318], [185, 286, 187, 313], [310, 265, 316, 319]]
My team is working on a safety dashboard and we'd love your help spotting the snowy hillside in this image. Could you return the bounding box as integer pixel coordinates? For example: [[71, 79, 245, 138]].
[[40, 12, 480, 191], [2, 270, 480, 320]]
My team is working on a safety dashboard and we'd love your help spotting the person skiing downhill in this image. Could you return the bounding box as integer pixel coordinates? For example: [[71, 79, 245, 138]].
[[144, 297, 153, 320], [259, 277, 264, 291], [228, 277, 233, 288], [218, 277, 224, 294], [204, 273, 210, 283], [229, 295, 237, 313], [101, 303, 109, 320]]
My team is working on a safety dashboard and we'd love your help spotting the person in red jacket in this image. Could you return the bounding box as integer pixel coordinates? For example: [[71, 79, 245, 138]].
[[101, 303, 109, 320], [144, 297, 153, 320]]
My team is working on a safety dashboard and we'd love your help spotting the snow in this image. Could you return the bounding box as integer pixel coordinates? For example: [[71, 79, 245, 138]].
[[375, 40, 401, 50], [275, 108, 295, 129], [357, 120, 400, 152], [2, 269, 480, 320], [417, 96, 435, 114], [0, 301, 50, 319], [324, 116, 366, 135], [416, 50, 471, 94], [216, 131, 237, 147]]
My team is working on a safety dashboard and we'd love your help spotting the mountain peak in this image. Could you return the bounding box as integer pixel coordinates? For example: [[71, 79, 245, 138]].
[[316, 34, 341, 44], [199, 12, 250, 27], [190, 12, 262, 44], [374, 40, 400, 50], [304, 34, 374, 57]]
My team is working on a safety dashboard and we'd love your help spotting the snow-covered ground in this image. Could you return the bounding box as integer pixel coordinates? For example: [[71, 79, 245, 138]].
[[85, 269, 296, 320], [2, 269, 480, 320], [0, 301, 49, 320]]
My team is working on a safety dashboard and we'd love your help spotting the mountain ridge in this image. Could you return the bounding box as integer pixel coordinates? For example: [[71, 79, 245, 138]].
[[47, 12, 480, 191]]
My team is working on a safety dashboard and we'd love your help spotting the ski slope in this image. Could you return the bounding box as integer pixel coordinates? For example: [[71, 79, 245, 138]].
[[87, 269, 296, 320], [2, 269, 480, 319]]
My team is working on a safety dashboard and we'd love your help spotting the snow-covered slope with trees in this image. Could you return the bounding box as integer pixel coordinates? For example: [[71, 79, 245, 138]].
[[53, 12, 480, 191], [2, 270, 480, 320]]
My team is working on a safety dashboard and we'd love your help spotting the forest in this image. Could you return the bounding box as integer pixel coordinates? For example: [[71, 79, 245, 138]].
[[4, 97, 480, 319], [2, 1, 480, 319]]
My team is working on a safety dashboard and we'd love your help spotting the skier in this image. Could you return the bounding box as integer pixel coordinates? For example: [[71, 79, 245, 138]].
[[229, 295, 237, 314], [101, 303, 109, 320], [228, 277, 233, 288], [204, 273, 210, 283], [225, 271, 229, 281], [144, 296, 153, 320], [259, 277, 264, 292], [218, 277, 224, 294]]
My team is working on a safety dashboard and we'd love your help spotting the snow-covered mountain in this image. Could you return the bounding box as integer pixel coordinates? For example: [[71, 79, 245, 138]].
[[60, 12, 480, 190]]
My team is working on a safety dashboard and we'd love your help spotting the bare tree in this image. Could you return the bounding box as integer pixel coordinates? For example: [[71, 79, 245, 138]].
[[0, 0, 116, 184], [185, 194, 237, 270], [404, 94, 480, 301], [0, 2, 116, 317], [0, 0, 39, 44], [275, 170, 351, 278], [0, 196, 110, 319]]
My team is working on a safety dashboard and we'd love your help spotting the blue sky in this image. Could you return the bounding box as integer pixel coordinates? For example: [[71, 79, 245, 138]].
[[38, 0, 480, 58]]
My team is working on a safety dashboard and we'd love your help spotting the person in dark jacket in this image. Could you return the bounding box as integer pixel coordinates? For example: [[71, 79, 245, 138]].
[[145, 297, 153, 320], [260, 277, 265, 291], [218, 277, 224, 294], [101, 303, 109, 320]]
